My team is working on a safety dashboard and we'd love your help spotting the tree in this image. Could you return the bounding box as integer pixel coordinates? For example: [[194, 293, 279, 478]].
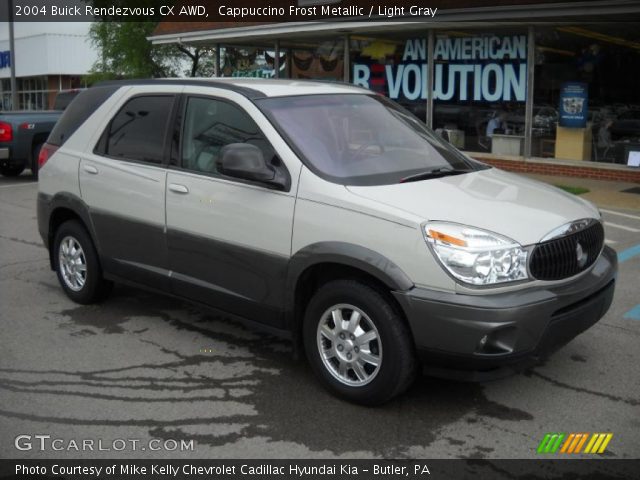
[[176, 44, 216, 78], [88, 22, 174, 81], [87, 21, 215, 83]]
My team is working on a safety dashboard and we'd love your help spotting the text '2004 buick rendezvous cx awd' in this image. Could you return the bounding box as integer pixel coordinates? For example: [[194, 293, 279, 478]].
[[37, 79, 617, 404]]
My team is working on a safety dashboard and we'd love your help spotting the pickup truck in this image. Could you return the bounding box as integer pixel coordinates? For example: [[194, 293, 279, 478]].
[[0, 89, 81, 178], [0, 111, 62, 178]]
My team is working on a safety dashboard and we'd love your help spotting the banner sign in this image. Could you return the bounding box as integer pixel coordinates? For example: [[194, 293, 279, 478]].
[[0, 51, 11, 69], [353, 35, 527, 103], [558, 82, 588, 128]]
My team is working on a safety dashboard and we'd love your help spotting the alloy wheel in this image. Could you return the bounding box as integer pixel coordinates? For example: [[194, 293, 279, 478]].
[[58, 236, 87, 292], [316, 303, 382, 387]]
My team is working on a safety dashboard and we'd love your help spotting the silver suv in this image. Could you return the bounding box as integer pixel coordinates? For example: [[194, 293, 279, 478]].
[[37, 79, 617, 404]]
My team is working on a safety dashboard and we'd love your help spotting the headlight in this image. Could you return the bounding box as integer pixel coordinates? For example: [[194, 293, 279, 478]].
[[423, 222, 528, 286]]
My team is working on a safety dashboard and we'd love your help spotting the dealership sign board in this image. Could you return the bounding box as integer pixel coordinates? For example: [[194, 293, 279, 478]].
[[558, 82, 588, 128], [353, 35, 527, 102]]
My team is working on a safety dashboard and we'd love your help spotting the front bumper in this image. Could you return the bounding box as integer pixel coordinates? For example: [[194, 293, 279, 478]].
[[393, 245, 617, 380]]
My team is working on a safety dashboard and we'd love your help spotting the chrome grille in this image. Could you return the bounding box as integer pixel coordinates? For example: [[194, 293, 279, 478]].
[[529, 221, 604, 281]]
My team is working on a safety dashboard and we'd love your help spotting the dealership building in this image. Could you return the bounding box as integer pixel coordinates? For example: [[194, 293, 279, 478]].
[[0, 23, 96, 110], [150, 0, 640, 182]]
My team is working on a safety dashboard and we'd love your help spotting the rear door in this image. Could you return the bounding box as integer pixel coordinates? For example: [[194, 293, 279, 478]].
[[80, 86, 182, 290], [165, 90, 296, 327]]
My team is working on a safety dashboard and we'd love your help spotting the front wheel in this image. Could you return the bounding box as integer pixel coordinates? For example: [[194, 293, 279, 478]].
[[303, 279, 417, 405], [53, 220, 111, 304]]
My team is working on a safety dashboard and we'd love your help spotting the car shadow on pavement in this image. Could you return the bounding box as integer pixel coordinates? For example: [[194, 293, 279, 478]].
[[0, 285, 534, 458]]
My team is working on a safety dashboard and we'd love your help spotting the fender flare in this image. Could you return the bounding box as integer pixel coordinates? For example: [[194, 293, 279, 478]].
[[285, 241, 414, 327], [40, 192, 100, 268]]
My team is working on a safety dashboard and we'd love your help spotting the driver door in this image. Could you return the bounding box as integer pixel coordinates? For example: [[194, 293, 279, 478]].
[[165, 94, 295, 327]]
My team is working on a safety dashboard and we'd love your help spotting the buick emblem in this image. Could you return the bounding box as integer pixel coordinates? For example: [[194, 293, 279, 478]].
[[576, 242, 587, 268]]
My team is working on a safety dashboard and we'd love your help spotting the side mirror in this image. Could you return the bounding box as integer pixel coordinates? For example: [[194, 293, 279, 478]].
[[218, 143, 275, 183]]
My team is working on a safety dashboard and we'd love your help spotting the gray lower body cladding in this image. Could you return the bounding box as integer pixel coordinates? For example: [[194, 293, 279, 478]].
[[393, 245, 617, 378], [166, 227, 288, 328], [37, 193, 288, 328]]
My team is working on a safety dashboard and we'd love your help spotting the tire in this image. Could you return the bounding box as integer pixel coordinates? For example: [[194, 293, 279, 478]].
[[31, 143, 43, 179], [303, 279, 417, 405], [53, 220, 112, 304], [0, 165, 25, 177]]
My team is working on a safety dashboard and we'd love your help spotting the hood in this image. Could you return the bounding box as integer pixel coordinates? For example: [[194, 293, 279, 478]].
[[346, 168, 600, 246]]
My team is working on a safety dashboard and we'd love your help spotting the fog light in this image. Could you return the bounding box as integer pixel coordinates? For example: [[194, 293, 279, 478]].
[[476, 327, 517, 355]]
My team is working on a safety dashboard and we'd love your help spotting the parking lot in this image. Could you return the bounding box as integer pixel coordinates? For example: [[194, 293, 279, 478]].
[[1, 174, 639, 459]]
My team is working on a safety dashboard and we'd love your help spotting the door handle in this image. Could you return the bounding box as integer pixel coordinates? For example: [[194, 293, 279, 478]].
[[168, 183, 189, 194], [83, 164, 98, 175]]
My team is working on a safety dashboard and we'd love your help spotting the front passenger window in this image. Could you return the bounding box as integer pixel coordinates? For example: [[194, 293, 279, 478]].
[[181, 97, 274, 175]]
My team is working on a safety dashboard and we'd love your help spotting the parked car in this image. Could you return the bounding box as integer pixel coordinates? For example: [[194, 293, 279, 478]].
[[0, 110, 62, 177], [37, 79, 617, 404]]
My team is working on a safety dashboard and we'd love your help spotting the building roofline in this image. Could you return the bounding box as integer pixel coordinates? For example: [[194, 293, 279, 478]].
[[149, 0, 640, 45]]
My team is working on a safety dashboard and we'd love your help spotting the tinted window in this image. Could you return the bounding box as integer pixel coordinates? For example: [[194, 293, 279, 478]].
[[181, 96, 274, 174], [105, 95, 174, 164], [48, 86, 118, 146]]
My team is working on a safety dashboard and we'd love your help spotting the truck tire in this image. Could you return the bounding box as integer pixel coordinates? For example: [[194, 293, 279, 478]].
[[303, 279, 417, 405], [0, 165, 25, 177], [31, 143, 43, 179]]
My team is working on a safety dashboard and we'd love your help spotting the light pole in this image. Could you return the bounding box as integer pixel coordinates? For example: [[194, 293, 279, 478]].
[[8, 0, 18, 110]]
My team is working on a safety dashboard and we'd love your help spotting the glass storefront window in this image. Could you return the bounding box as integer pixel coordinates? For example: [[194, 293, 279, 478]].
[[204, 23, 640, 167], [287, 38, 344, 81], [535, 25, 640, 164], [431, 29, 528, 153], [220, 46, 273, 78], [0, 75, 51, 110], [351, 33, 424, 115], [349, 29, 528, 153]]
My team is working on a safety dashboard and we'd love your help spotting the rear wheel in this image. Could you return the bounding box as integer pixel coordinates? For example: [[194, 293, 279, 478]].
[[303, 279, 417, 405], [53, 220, 111, 304], [0, 165, 25, 177]]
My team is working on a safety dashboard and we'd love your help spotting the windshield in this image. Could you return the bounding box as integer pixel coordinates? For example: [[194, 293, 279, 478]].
[[256, 94, 485, 186]]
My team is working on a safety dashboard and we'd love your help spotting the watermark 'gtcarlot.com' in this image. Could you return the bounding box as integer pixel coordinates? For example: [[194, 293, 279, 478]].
[[15, 435, 194, 452]]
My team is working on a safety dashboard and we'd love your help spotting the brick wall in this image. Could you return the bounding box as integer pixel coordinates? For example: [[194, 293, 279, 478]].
[[471, 155, 640, 184]]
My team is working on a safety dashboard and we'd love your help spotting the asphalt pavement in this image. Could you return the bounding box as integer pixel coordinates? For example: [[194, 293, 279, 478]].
[[1, 174, 639, 459]]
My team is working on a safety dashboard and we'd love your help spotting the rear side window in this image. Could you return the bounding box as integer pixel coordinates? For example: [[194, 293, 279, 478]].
[[48, 86, 118, 147], [101, 95, 175, 164]]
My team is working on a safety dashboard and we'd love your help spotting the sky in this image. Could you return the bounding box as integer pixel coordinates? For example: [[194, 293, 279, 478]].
[[0, 22, 93, 41]]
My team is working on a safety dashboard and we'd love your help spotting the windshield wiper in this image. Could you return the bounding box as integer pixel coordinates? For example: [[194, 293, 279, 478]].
[[399, 167, 469, 183]]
